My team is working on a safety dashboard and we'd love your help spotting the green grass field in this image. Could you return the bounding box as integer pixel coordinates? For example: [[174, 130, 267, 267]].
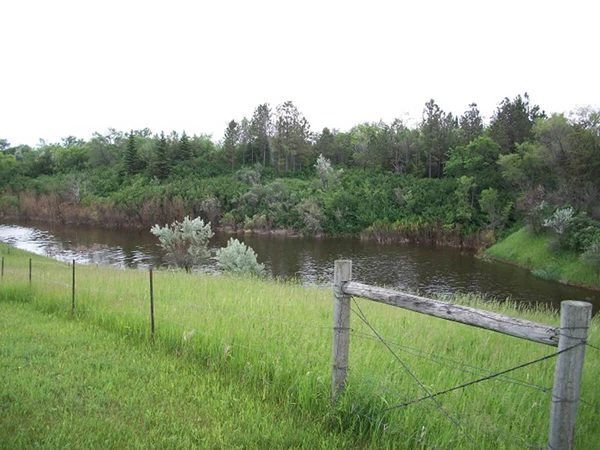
[[484, 228, 600, 289], [1, 243, 599, 449]]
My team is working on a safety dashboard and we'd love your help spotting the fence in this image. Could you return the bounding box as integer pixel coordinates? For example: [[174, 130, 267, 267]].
[[333, 260, 592, 450], [1, 253, 598, 449]]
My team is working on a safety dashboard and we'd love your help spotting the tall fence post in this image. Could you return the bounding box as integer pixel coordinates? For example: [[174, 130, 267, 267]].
[[332, 260, 352, 404], [71, 260, 76, 316], [149, 267, 155, 342], [1, 256, 4, 279], [29, 258, 32, 284], [548, 300, 592, 450]]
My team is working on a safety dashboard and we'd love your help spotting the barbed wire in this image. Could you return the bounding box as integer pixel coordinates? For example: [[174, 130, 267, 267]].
[[351, 374, 546, 450], [379, 342, 586, 414], [350, 299, 476, 446], [350, 330, 555, 395]]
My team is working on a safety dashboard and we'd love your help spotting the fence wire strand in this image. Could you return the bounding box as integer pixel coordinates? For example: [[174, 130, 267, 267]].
[[350, 330, 555, 395], [350, 299, 476, 446]]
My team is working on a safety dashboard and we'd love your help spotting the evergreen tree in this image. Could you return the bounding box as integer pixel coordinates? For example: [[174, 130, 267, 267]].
[[223, 120, 240, 172], [489, 93, 544, 154], [178, 131, 192, 161], [153, 132, 171, 180], [124, 131, 139, 175]]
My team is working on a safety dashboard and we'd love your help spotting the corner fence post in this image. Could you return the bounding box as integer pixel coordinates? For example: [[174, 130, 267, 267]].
[[548, 300, 592, 450], [332, 260, 352, 404], [71, 260, 76, 316]]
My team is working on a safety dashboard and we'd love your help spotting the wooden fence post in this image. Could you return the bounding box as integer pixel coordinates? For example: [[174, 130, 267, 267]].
[[29, 258, 32, 284], [71, 260, 76, 316], [332, 260, 352, 404], [149, 267, 155, 342], [1, 255, 4, 279], [548, 300, 592, 450]]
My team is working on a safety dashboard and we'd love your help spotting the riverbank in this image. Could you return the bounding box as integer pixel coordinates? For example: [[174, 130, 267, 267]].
[[484, 228, 600, 291], [1, 242, 599, 448]]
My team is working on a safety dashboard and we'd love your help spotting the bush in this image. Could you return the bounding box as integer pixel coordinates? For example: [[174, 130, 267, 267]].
[[150, 216, 214, 272], [215, 238, 265, 277]]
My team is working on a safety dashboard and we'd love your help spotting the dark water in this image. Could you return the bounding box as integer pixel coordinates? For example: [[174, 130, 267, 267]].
[[1, 220, 598, 315]]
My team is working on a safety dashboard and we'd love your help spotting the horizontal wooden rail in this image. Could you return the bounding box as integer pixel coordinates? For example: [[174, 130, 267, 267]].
[[343, 281, 560, 346]]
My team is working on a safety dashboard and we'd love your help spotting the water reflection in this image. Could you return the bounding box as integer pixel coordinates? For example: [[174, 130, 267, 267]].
[[0, 220, 598, 314]]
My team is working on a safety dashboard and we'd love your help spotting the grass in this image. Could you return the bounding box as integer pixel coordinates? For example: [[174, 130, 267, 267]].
[[484, 228, 600, 289], [1, 242, 600, 449]]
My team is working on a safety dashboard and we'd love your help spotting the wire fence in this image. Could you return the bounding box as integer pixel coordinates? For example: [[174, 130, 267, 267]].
[[1, 254, 598, 449]]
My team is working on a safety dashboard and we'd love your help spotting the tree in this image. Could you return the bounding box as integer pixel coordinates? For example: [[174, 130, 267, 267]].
[[124, 131, 140, 175], [215, 238, 265, 277], [420, 99, 456, 178], [445, 136, 502, 193], [272, 101, 312, 173], [0, 138, 11, 152], [249, 103, 273, 166], [222, 120, 240, 171], [458, 103, 484, 146], [150, 216, 214, 272], [314, 127, 335, 162], [489, 93, 544, 154], [178, 131, 193, 161], [152, 132, 171, 180]]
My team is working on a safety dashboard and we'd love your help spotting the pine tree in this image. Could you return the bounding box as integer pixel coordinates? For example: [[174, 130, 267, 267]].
[[179, 131, 192, 161], [124, 131, 139, 175], [153, 132, 171, 180]]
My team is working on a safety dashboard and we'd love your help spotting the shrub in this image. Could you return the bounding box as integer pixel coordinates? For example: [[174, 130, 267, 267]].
[[150, 216, 214, 272], [215, 238, 265, 277], [543, 206, 575, 248]]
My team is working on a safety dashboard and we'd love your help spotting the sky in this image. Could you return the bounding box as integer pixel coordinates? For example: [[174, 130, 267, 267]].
[[1, 0, 598, 147]]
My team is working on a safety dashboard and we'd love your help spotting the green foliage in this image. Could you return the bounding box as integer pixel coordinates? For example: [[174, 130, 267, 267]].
[[580, 241, 600, 278], [150, 216, 214, 272], [445, 136, 502, 192], [297, 198, 325, 234], [543, 206, 575, 248], [489, 93, 544, 154], [215, 238, 265, 277]]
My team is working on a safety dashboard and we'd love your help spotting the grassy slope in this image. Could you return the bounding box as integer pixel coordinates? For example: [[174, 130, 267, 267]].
[[1, 243, 600, 449], [0, 301, 357, 449], [484, 228, 600, 290]]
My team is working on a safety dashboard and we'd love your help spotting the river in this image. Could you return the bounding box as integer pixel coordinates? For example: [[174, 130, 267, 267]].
[[0, 220, 598, 315]]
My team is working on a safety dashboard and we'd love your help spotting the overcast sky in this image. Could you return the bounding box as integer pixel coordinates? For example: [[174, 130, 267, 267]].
[[1, 0, 598, 147]]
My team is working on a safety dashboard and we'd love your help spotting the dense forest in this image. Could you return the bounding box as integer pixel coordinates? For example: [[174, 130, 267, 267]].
[[1, 95, 599, 257]]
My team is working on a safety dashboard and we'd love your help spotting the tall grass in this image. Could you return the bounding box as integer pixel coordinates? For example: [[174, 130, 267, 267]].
[[1, 243, 599, 448]]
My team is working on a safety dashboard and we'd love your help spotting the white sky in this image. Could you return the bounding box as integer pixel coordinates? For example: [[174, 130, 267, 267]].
[[1, 0, 598, 147]]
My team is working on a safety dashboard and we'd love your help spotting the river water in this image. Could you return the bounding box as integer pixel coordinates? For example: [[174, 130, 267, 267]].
[[0, 220, 598, 314]]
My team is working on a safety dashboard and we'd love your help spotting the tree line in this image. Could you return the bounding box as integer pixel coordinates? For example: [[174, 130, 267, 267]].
[[1, 95, 599, 256]]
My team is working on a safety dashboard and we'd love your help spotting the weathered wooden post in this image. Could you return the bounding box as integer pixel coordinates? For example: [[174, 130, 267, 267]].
[[548, 300, 592, 450], [29, 258, 32, 284], [332, 260, 352, 404], [71, 259, 76, 316], [1, 256, 4, 278], [149, 267, 155, 342]]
